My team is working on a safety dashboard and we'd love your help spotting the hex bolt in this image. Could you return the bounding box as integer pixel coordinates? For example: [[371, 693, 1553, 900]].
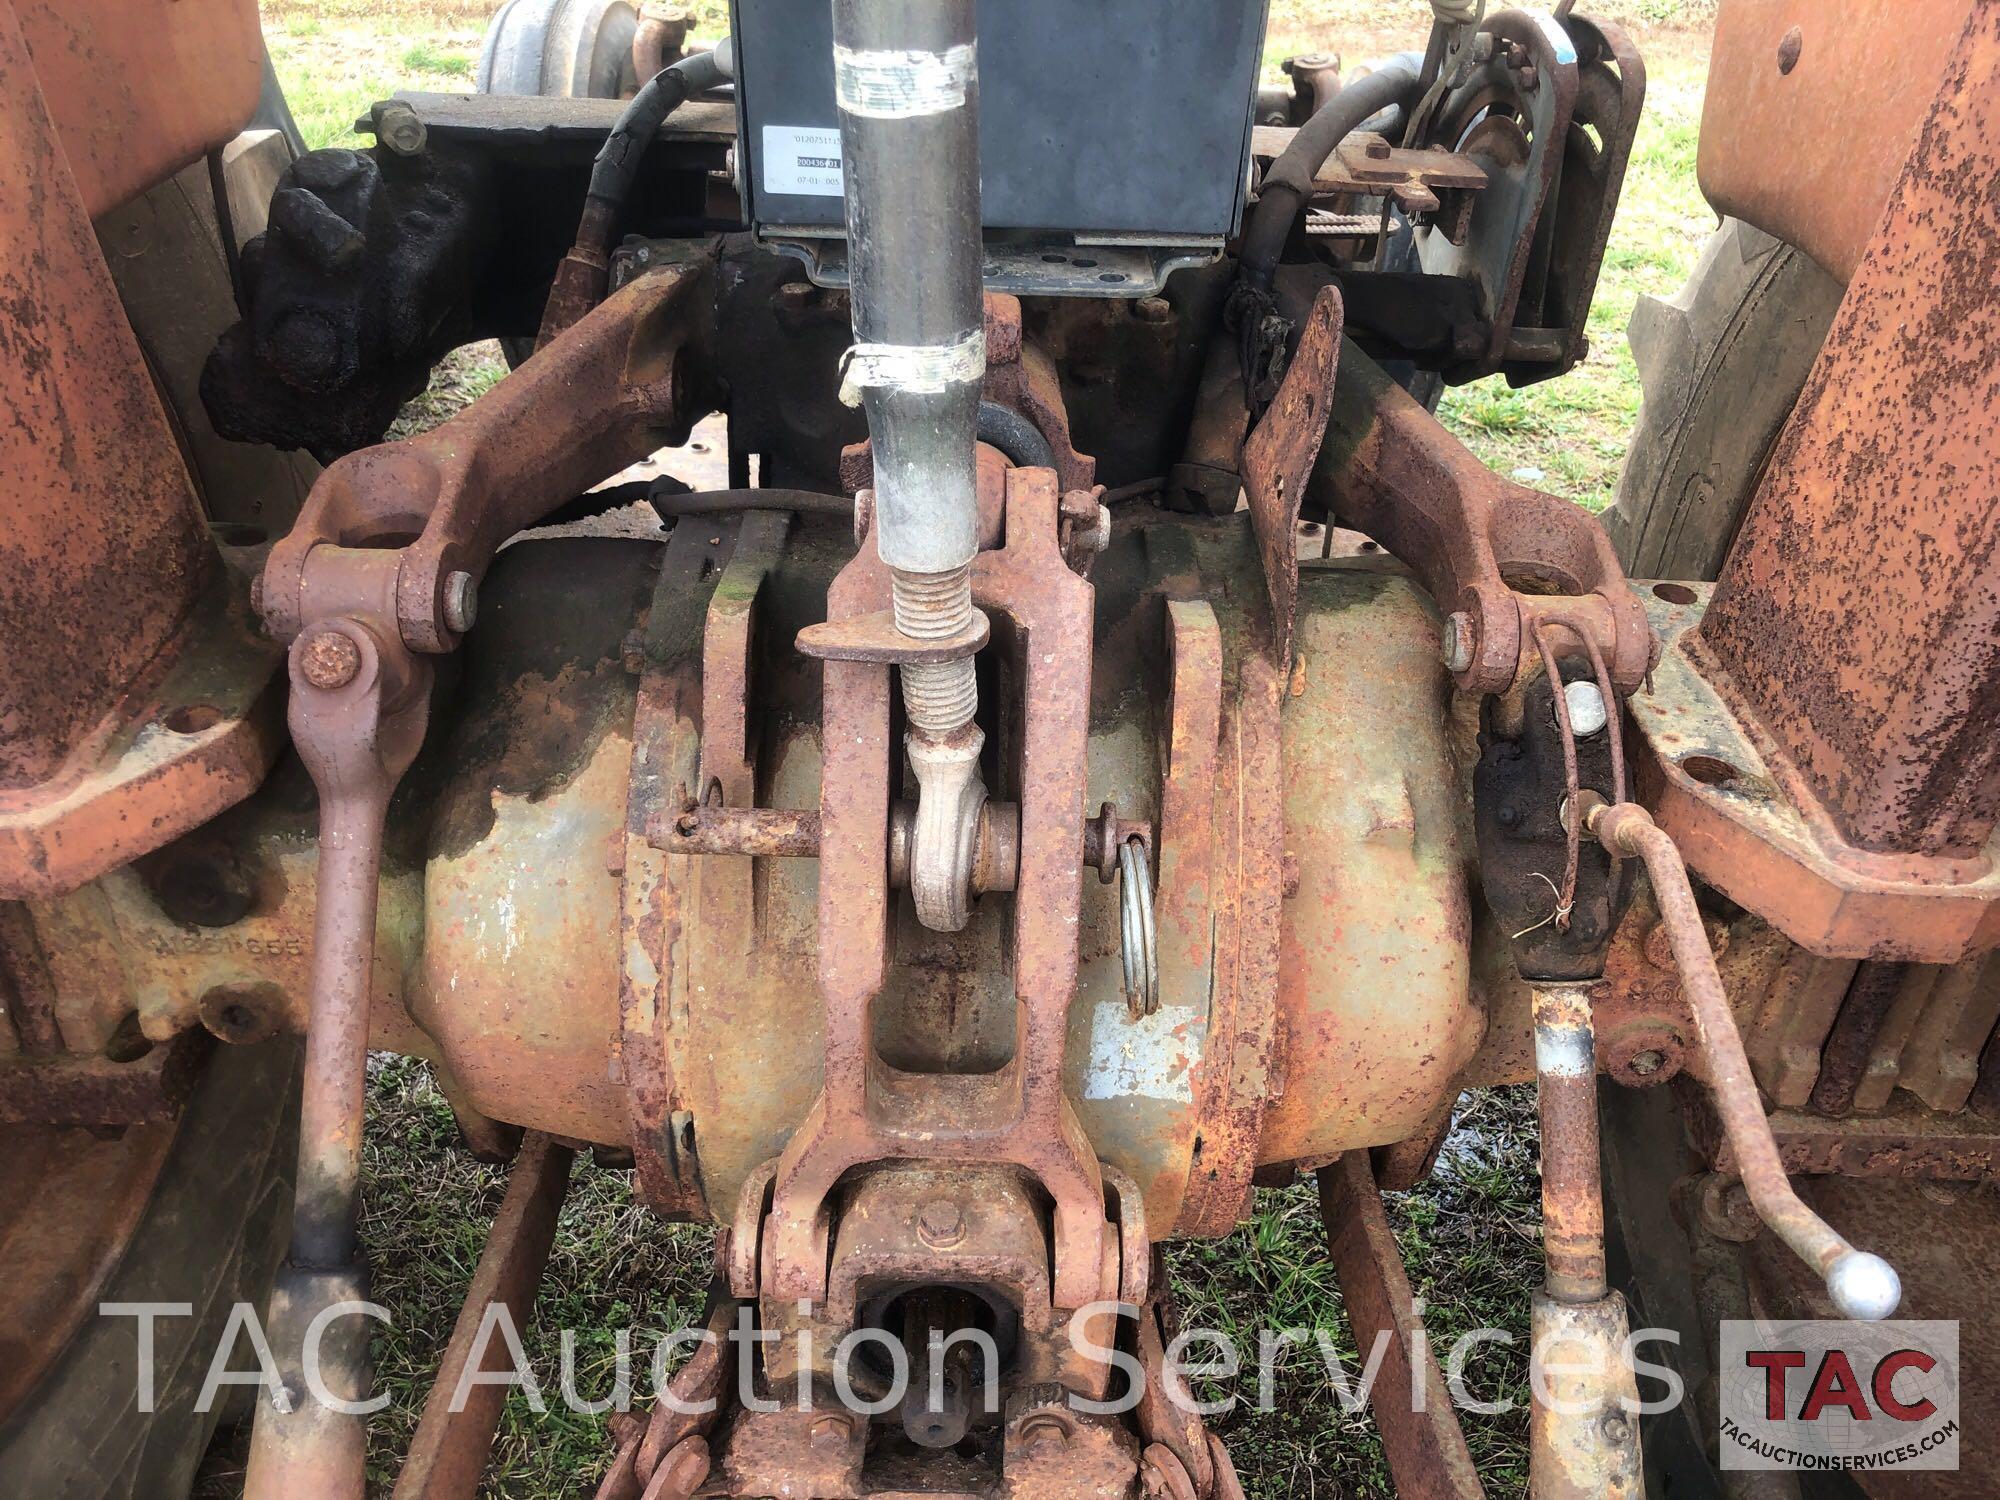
[[1134, 295, 1173, 324], [1627, 1048, 1664, 1078], [373, 100, 428, 157], [444, 570, 479, 633], [1599, 1412, 1633, 1446], [1562, 679, 1609, 738], [299, 628, 362, 691], [809, 1415, 851, 1453], [1364, 137, 1393, 160], [916, 1197, 965, 1248], [1441, 610, 1476, 674]]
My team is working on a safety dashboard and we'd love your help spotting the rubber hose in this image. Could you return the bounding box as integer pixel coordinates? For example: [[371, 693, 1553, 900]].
[[1239, 55, 1424, 291], [585, 47, 728, 224], [976, 401, 1056, 470]]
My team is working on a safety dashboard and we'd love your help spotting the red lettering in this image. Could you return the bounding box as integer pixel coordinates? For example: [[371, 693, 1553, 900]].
[[1746, 1350, 1807, 1420], [1872, 1349, 1938, 1422], [1800, 1350, 1872, 1422]]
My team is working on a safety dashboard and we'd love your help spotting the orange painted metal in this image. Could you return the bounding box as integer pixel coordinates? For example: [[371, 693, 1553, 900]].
[[1701, 6, 2000, 872], [0, 0, 284, 900], [1699, 0, 1972, 281], [15, 0, 262, 220]]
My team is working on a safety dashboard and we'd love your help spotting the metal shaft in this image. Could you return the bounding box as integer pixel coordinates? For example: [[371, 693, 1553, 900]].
[[833, 0, 984, 739], [1532, 982, 1607, 1303], [1591, 802, 1902, 1321]]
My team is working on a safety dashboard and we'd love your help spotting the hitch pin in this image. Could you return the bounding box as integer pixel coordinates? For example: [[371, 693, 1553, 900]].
[[1585, 799, 1902, 1321]]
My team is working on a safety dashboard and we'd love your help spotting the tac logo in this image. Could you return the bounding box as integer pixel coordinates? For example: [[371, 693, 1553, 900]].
[[1718, 1319, 1959, 1472]]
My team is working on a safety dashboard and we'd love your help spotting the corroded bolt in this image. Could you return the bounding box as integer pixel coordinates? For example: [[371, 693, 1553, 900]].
[[374, 100, 428, 157], [1600, 1412, 1633, 1446], [444, 570, 479, 633], [298, 628, 362, 690], [1441, 610, 1476, 674], [808, 1415, 850, 1453], [916, 1198, 965, 1248], [1627, 1048, 1664, 1077], [1364, 137, 1392, 160], [1133, 296, 1173, 324], [1019, 1416, 1069, 1457]]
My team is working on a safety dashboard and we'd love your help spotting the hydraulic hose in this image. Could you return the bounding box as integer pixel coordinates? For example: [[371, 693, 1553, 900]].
[[538, 42, 731, 344], [976, 400, 1055, 470], [1238, 55, 1424, 292]]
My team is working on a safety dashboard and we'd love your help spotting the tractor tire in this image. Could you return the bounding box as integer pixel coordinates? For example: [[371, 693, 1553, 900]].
[[0, 1037, 301, 1498], [1601, 217, 1844, 581]]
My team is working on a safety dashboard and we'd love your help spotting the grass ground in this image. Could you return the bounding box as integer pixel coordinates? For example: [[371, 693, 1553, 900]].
[[221, 4, 1724, 1495]]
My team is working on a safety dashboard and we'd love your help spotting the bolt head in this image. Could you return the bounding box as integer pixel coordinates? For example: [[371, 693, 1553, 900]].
[[916, 1197, 965, 1247], [298, 628, 362, 690], [1562, 679, 1609, 738], [444, 570, 479, 633], [375, 101, 428, 156], [808, 1414, 850, 1452], [1599, 1411, 1634, 1446], [1019, 1416, 1069, 1457], [1628, 1048, 1664, 1077], [1441, 611, 1477, 675], [1364, 137, 1393, 160]]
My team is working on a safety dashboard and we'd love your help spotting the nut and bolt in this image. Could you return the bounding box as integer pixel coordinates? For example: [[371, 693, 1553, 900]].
[[916, 1198, 965, 1248], [1696, 1173, 1764, 1244], [1364, 137, 1393, 160], [444, 570, 479, 633], [298, 628, 362, 690], [1561, 679, 1609, 738], [373, 100, 428, 157], [1627, 1048, 1665, 1077], [1133, 295, 1173, 324], [1441, 610, 1476, 674], [808, 1414, 851, 1452], [1599, 1411, 1634, 1447]]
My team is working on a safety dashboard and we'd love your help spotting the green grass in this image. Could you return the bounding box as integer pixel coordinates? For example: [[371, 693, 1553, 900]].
[[241, 4, 1720, 1495]]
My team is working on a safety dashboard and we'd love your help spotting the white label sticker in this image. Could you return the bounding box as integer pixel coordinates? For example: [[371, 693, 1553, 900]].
[[762, 124, 845, 198]]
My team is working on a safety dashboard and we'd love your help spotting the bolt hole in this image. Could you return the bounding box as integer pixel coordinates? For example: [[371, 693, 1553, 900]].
[[1679, 753, 1741, 787], [1653, 582, 1698, 605], [164, 703, 224, 735], [1040, 253, 1066, 264], [1072, 257, 1098, 268], [104, 1013, 155, 1064], [1097, 271, 1126, 284]]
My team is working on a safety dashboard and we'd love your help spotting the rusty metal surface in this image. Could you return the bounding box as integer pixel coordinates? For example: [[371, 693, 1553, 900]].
[[1701, 7, 2000, 867], [1240, 285, 1341, 668], [0, 0, 240, 845], [395, 1133, 576, 1500], [756, 469, 1110, 1311], [1593, 802, 1868, 1287], [1319, 1153, 1485, 1499], [1258, 564, 1478, 1172], [1308, 342, 1651, 697], [0, 566, 285, 901], [0, 1027, 212, 1125], [1526, 1292, 1643, 1499], [1698, 0, 1973, 282], [1532, 983, 1608, 1303], [0, 1116, 177, 1421], [15, 0, 262, 219], [1629, 582, 2000, 963], [1690, 1090, 2000, 1181], [246, 617, 431, 1499], [261, 255, 714, 653]]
